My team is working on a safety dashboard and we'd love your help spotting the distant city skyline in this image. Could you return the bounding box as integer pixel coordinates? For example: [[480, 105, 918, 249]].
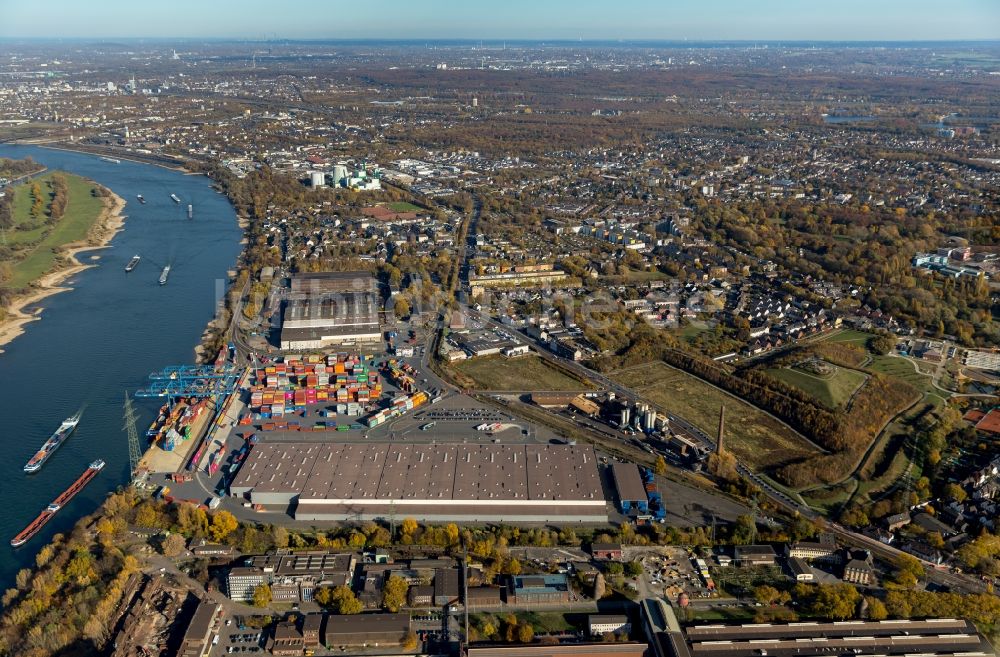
[[0, 0, 998, 41]]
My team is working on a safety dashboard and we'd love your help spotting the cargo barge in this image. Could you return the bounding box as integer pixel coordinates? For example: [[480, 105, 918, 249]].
[[23, 413, 81, 473], [125, 255, 141, 272], [11, 460, 105, 547]]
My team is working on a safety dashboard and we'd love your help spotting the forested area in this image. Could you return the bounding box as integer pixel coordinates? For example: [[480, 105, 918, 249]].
[[690, 195, 998, 346], [0, 156, 43, 180]]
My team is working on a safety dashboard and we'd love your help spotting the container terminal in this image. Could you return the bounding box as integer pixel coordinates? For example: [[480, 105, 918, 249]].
[[131, 340, 617, 526]]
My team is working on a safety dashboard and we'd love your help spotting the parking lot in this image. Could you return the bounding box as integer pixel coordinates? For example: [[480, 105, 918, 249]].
[[208, 618, 264, 656]]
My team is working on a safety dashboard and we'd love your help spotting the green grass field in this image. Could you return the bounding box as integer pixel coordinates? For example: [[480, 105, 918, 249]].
[[866, 355, 943, 403], [5, 172, 106, 290], [452, 354, 593, 391], [822, 329, 874, 346], [386, 201, 424, 212], [470, 611, 577, 634], [611, 362, 819, 472], [623, 267, 669, 282], [766, 363, 868, 410]]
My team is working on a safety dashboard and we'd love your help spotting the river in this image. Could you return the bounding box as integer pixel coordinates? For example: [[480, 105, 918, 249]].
[[0, 145, 241, 590]]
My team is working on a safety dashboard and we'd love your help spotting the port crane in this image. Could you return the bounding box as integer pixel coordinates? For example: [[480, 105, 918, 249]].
[[134, 364, 241, 400]]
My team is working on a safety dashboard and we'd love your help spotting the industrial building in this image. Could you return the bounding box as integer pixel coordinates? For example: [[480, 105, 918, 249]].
[[508, 574, 571, 605], [733, 544, 777, 566], [323, 613, 411, 647], [279, 272, 382, 349], [673, 618, 996, 657], [641, 597, 996, 657], [229, 442, 608, 523], [226, 552, 356, 603], [611, 463, 648, 513]]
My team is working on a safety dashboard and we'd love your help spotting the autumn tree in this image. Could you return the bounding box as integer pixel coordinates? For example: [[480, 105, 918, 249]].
[[252, 583, 272, 608], [707, 449, 738, 482], [210, 510, 239, 542], [753, 584, 781, 605], [160, 533, 187, 557], [329, 585, 363, 614], [864, 595, 888, 620], [273, 525, 289, 549], [382, 575, 409, 612]]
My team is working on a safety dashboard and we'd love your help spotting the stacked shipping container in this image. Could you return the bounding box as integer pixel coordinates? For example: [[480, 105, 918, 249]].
[[248, 353, 382, 420]]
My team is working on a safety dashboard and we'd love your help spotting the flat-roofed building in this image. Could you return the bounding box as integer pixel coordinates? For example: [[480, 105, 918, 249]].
[[226, 552, 356, 603], [322, 612, 411, 647], [467, 586, 503, 609], [229, 442, 607, 523], [509, 574, 571, 605], [226, 566, 266, 603]]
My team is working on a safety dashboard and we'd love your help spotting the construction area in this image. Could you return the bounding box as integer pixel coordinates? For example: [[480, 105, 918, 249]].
[[228, 442, 609, 523]]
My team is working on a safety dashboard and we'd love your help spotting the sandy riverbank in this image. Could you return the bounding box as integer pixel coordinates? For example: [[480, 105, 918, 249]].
[[0, 188, 127, 353]]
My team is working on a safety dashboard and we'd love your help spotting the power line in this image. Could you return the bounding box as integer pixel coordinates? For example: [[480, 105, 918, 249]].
[[123, 390, 141, 478]]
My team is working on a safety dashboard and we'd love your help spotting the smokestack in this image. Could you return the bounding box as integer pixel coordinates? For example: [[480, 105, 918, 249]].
[[717, 404, 725, 455]]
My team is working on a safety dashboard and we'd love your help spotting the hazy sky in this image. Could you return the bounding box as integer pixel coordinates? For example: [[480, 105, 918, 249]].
[[0, 0, 998, 41]]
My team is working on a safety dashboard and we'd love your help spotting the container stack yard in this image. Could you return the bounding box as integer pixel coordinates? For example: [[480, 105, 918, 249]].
[[245, 354, 383, 428], [364, 391, 428, 428]]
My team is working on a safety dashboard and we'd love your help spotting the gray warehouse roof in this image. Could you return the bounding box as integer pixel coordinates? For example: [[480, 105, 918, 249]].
[[611, 463, 647, 502], [230, 442, 606, 511]]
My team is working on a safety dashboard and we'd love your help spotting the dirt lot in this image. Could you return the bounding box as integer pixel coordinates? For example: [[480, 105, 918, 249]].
[[451, 354, 593, 391]]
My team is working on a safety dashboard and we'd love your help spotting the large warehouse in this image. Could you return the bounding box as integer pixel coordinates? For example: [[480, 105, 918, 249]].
[[279, 271, 382, 349], [229, 442, 608, 523]]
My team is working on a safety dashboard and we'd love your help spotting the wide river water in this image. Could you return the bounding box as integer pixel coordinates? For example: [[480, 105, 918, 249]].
[[0, 145, 241, 590]]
